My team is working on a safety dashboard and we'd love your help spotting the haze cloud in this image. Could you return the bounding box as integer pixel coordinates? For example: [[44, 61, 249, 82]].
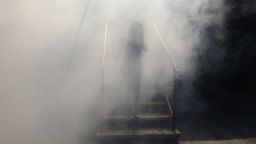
[[0, 0, 224, 144]]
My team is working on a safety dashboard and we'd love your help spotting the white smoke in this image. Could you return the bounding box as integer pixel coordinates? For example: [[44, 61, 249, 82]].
[[0, 0, 225, 144]]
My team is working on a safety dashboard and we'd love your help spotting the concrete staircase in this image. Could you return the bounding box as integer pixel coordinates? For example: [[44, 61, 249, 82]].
[[95, 93, 180, 144]]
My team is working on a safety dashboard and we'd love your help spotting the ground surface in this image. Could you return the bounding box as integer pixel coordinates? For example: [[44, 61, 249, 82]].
[[181, 138, 256, 144], [177, 115, 256, 144]]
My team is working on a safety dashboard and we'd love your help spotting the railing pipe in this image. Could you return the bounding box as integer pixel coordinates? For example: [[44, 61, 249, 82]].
[[153, 23, 177, 130], [101, 22, 108, 130]]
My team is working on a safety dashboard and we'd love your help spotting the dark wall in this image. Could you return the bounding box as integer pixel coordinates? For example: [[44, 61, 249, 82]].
[[186, 0, 256, 119]]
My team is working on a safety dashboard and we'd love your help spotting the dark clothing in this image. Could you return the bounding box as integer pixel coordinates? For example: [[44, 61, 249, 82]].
[[124, 21, 145, 116]]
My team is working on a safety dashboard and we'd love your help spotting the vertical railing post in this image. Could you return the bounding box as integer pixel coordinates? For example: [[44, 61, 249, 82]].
[[172, 70, 177, 130], [167, 57, 177, 131], [101, 22, 108, 131]]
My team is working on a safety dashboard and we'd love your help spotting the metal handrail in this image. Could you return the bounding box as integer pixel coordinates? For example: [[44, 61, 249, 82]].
[[101, 22, 108, 130], [153, 23, 177, 130]]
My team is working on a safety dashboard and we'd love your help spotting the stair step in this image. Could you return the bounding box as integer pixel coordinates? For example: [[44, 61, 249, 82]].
[[110, 102, 170, 116], [139, 115, 173, 129], [151, 93, 168, 103], [97, 129, 178, 137], [104, 115, 173, 130], [96, 129, 180, 144], [93, 93, 179, 144], [110, 107, 133, 116], [140, 103, 170, 114]]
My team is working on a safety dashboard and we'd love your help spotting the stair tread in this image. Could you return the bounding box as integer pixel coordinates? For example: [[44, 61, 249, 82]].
[[141, 103, 168, 108], [105, 114, 171, 120], [142, 102, 167, 105], [97, 129, 179, 137]]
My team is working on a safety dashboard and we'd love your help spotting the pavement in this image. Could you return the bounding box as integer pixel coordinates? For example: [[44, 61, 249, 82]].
[[181, 138, 256, 144]]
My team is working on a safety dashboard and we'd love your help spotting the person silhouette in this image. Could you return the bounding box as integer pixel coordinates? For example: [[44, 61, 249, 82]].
[[124, 21, 146, 120]]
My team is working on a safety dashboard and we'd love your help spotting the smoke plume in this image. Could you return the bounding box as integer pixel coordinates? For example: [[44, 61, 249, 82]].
[[0, 0, 225, 144]]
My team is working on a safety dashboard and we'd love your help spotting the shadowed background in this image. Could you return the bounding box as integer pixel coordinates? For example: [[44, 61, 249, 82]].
[[0, 0, 255, 143]]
